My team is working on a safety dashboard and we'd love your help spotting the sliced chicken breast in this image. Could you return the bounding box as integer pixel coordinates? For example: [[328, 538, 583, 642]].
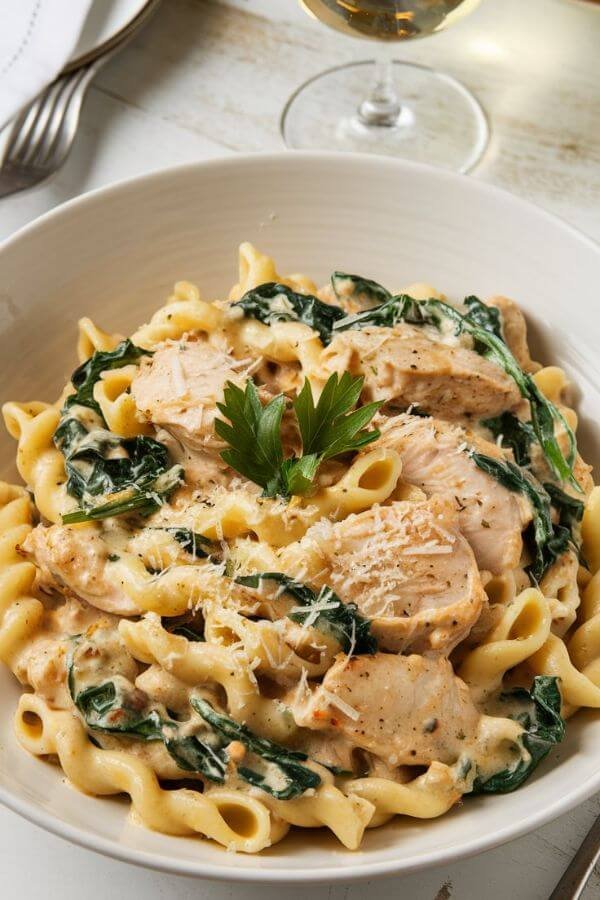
[[292, 653, 479, 767], [375, 414, 532, 574], [22, 523, 141, 616], [279, 496, 485, 655], [319, 325, 521, 419], [131, 338, 249, 488]]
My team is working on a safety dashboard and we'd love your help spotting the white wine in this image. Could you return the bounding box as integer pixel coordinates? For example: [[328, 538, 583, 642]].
[[300, 0, 480, 41]]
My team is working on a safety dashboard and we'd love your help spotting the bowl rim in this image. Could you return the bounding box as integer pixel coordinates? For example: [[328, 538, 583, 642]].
[[1, 150, 599, 882], [1, 150, 599, 258]]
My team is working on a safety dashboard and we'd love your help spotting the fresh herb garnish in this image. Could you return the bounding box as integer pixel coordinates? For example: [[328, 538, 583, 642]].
[[470, 452, 579, 581], [191, 696, 321, 800], [293, 373, 381, 461], [472, 676, 564, 793], [215, 373, 381, 500], [215, 379, 301, 498], [332, 292, 579, 490], [235, 572, 377, 655], [232, 282, 345, 345], [56, 341, 182, 523], [482, 411, 536, 467]]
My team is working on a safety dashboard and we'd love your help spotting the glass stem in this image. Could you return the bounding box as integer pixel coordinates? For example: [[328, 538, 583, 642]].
[[358, 60, 401, 127]]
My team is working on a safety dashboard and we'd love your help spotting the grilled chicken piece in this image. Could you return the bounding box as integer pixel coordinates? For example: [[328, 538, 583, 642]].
[[319, 325, 521, 419], [375, 414, 532, 574], [488, 295, 537, 373], [22, 520, 266, 619], [22, 523, 141, 616], [131, 338, 249, 488], [279, 497, 485, 655], [291, 653, 479, 767]]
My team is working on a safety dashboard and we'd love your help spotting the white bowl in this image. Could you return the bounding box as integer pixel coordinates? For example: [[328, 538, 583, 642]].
[[0, 153, 598, 883]]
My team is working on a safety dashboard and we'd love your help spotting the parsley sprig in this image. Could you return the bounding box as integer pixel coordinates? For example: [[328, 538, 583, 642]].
[[215, 373, 381, 499]]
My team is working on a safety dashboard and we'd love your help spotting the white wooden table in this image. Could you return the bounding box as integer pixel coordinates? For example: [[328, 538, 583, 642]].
[[1, 1, 599, 897]]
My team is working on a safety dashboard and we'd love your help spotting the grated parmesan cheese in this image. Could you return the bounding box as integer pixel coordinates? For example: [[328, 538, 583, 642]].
[[321, 689, 360, 722], [170, 352, 188, 398]]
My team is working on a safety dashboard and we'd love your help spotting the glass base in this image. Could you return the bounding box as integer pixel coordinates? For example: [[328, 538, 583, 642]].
[[281, 60, 489, 173]]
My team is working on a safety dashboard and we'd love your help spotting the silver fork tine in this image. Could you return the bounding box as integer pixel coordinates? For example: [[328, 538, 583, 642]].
[[0, 0, 161, 199], [35, 69, 89, 167], [18, 77, 72, 167], [3, 91, 46, 163]]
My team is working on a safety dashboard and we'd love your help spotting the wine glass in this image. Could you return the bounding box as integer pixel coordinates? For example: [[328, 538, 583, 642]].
[[281, 0, 488, 173]]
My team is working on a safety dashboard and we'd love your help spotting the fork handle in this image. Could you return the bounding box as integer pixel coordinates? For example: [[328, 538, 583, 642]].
[[548, 813, 600, 900]]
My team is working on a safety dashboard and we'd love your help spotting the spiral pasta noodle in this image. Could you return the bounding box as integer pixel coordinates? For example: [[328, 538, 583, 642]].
[[1, 243, 598, 854]]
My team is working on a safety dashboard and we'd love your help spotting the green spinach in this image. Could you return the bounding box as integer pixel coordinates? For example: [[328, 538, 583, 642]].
[[162, 527, 214, 559], [191, 696, 321, 800], [482, 412, 536, 467], [167, 623, 205, 642], [470, 452, 578, 581], [333, 291, 579, 490], [232, 282, 345, 345], [69, 642, 322, 798], [462, 295, 503, 340], [56, 341, 182, 523], [330, 272, 391, 307], [68, 656, 227, 782], [235, 571, 377, 654], [544, 482, 584, 531], [64, 339, 150, 417], [472, 676, 564, 793]]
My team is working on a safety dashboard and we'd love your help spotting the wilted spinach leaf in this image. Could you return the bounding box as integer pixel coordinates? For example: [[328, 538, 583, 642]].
[[482, 411, 536, 467], [463, 295, 503, 340], [68, 652, 227, 782], [333, 290, 579, 490], [191, 696, 321, 800], [544, 482, 584, 531], [56, 341, 182, 523], [162, 527, 214, 559], [330, 272, 391, 308], [472, 676, 564, 793], [232, 282, 345, 345], [64, 339, 150, 417], [235, 571, 377, 654], [470, 452, 576, 581]]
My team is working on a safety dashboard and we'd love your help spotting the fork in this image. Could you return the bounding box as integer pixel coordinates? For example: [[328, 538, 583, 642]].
[[548, 812, 600, 900], [0, 0, 161, 200], [0, 56, 109, 199]]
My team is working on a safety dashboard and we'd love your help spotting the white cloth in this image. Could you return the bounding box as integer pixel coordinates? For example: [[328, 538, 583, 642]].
[[0, 0, 94, 130]]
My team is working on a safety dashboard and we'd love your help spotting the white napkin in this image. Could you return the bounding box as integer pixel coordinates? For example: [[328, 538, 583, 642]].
[[0, 0, 94, 130]]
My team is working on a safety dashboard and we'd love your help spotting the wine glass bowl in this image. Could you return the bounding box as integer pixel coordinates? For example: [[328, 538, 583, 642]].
[[283, 0, 489, 172], [299, 0, 480, 40]]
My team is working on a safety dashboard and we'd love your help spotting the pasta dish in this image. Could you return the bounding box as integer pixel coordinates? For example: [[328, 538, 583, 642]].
[[1, 243, 599, 853]]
